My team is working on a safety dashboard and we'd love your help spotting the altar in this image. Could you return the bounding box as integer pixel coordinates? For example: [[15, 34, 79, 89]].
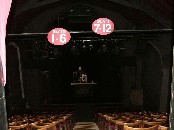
[[71, 82, 97, 97]]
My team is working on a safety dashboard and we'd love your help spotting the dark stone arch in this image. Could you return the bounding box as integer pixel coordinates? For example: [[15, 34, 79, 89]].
[[141, 42, 162, 112], [17, 1, 134, 32], [6, 43, 26, 116], [148, 42, 163, 66], [46, 3, 105, 31]]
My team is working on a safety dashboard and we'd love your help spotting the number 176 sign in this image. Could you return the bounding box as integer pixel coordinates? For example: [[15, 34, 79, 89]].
[[92, 18, 114, 35]]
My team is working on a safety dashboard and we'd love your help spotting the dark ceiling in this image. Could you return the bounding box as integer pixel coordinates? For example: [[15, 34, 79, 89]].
[[6, 0, 173, 33]]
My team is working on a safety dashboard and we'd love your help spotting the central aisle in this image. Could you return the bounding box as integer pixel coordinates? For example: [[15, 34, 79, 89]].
[[73, 122, 99, 130], [75, 103, 94, 121]]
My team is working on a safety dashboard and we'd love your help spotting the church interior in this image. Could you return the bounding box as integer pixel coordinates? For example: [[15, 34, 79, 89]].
[[0, 0, 173, 130]]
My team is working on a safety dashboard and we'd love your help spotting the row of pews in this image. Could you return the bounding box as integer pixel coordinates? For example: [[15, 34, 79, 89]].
[[8, 112, 74, 130], [8, 104, 76, 130], [95, 112, 168, 130]]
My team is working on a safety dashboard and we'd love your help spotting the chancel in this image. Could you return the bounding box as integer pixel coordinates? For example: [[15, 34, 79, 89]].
[[71, 67, 97, 103], [0, 0, 173, 130]]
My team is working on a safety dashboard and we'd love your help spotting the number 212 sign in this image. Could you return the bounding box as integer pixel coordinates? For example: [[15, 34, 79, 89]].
[[92, 18, 114, 35]]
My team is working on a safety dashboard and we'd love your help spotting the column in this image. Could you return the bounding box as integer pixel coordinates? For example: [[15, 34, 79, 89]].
[[169, 47, 174, 130], [0, 59, 8, 130], [135, 56, 142, 89]]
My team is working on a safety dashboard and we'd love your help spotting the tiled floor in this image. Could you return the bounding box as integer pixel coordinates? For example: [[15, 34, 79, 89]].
[[73, 122, 99, 130]]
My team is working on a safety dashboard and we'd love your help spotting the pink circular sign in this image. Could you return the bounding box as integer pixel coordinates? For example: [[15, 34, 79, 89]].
[[92, 18, 114, 35], [47, 28, 71, 45]]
